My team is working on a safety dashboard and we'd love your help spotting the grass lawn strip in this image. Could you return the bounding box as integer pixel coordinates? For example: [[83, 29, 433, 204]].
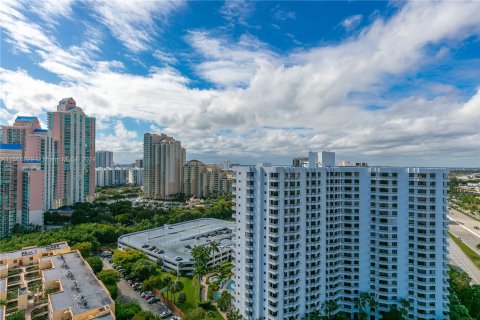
[[449, 231, 480, 269]]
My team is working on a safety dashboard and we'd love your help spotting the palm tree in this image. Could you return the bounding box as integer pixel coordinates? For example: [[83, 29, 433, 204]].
[[192, 264, 205, 300], [355, 292, 377, 320], [162, 276, 172, 300], [398, 298, 410, 319], [321, 300, 338, 320], [172, 280, 184, 304], [366, 293, 377, 319], [209, 241, 220, 266], [226, 308, 243, 320], [167, 281, 175, 301]]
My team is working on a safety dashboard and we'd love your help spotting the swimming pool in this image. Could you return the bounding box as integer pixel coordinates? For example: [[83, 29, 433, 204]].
[[226, 280, 235, 291], [215, 280, 235, 299]]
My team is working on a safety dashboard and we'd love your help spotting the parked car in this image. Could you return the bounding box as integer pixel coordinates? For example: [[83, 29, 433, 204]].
[[160, 311, 172, 319], [474, 226, 479, 230]]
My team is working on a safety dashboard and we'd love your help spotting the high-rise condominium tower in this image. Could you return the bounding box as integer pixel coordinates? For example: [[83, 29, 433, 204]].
[[183, 160, 234, 198], [47, 98, 95, 208], [143, 133, 186, 199], [0, 117, 48, 237], [95, 150, 113, 168], [233, 152, 449, 320]]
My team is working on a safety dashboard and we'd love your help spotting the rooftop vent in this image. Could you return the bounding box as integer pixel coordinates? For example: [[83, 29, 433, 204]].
[[79, 296, 88, 307]]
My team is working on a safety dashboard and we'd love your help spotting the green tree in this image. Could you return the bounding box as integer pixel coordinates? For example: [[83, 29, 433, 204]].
[[217, 290, 233, 312], [321, 300, 338, 320], [129, 259, 156, 281], [355, 292, 376, 320], [301, 311, 321, 320], [449, 293, 473, 320], [381, 305, 403, 320], [115, 301, 142, 320], [143, 275, 164, 291], [105, 283, 118, 299], [72, 241, 94, 257], [97, 269, 121, 285], [163, 276, 172, 300], [172, 280, 184, 303], [86, 256, 103, 274], [191, 244, 210, 300], [209, 240, 220, 263], [226, 308, 243, 320], [112, 248, 147, 272], [183, 308, 207, 320], [131, 310, 161, 320], [177, 292, 187, 305], [398, 298, 410, 319]]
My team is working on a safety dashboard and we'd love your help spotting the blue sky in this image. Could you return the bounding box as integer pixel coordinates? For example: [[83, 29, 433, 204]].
[[1, 0, 480, 166]]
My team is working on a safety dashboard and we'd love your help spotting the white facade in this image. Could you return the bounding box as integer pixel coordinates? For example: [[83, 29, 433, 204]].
[[95, 167, 128, 187], [233, 152, 449, 320], [128, 167, 144, 186]]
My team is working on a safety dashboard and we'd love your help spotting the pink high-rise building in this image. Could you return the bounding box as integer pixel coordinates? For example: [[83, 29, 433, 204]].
[[0, 98, 95, 238], [0, 117, 47, 237]]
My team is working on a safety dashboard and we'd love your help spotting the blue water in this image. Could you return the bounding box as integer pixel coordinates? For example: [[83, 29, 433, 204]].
[[226, 280, 235, 291], [215, 280, 235, 299]]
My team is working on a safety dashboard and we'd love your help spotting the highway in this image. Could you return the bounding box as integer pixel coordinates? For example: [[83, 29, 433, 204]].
[[449, 237, 480, 284], [447, 208, 480, 283], [448, 208, 480, 254]]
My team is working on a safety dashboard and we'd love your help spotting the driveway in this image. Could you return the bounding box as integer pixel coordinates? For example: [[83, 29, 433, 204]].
[[102, 257, 176, 319], [117, 279, 174, 318]]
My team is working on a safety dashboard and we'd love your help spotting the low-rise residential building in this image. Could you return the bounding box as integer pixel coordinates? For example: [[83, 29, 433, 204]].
[[118, 219, 234, 275], [0, 242, 115, 319]]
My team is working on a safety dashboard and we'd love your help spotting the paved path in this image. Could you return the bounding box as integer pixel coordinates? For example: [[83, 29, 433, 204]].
[[117, 279, 173, 317], [102, 257, 175, 319], [449, 237, 480, 284]]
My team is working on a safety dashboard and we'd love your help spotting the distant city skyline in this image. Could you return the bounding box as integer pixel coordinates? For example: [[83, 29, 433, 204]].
[[1, 1, 480, 166]]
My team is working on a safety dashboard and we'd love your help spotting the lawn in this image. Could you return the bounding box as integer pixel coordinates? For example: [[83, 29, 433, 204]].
[[162, 274, 200, 312], [451, 205, 480, 222], [449, 232, 480, 268]]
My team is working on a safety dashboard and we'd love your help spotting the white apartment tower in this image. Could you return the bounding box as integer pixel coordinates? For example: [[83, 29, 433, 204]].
[[143, 133, 186, 199], [233, 152, 449, 320]]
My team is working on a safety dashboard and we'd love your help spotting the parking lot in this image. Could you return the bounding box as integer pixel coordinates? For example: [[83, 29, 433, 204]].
[[101, 256, 178, 319]]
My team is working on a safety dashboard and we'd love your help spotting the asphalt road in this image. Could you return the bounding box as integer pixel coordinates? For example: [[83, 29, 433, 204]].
[[101, 257, 176, 319], [449, 237, 480, 284], [447, 208, 480, 284], [448, 208, 480, 253], [117, 279, 174, 318]]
